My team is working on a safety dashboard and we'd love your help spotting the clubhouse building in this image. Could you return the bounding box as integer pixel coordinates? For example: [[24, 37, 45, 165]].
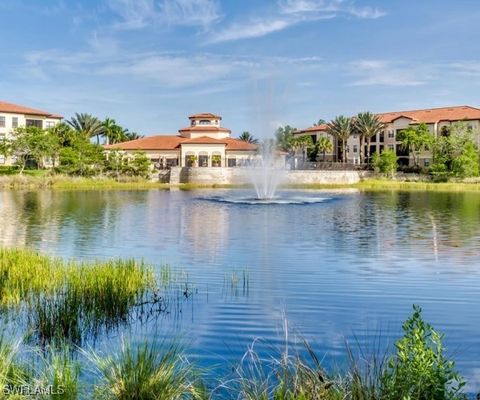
[[0, 101, 62, 165], [105, 113, 257, 168], [294, 105, 480, 166]]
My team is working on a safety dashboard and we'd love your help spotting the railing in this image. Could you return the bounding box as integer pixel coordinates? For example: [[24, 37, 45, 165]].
[[291, 161, 369, 171]]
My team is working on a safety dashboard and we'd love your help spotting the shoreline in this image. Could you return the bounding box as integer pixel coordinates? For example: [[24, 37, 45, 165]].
[[1, 174, 480, 192]]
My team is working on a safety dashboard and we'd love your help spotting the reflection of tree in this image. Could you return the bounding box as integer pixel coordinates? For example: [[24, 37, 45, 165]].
[[0, 191, 149, 256]]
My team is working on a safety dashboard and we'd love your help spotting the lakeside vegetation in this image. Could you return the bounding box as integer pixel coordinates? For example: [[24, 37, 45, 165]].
[[0, 295, 469, 399]]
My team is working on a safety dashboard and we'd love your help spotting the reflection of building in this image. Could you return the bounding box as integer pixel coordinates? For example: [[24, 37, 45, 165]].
[[105, 113, 257, 168], [294, 105, 480, 166], [0, 101, 63, 166]]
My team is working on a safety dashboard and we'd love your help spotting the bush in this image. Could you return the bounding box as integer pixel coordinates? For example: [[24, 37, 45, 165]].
[[380, 305, 465, 400], [371, 149, 397, 177]]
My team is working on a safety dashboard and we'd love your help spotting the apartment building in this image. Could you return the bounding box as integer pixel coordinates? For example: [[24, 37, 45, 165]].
[[295, 105, 480, 166], [0, 101, 62, 165]]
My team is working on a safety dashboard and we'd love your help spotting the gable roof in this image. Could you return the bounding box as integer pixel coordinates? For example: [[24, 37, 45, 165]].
[[377, 105, 480, 124], [0, 100, 62, 118], [297, 106, 480, 133]]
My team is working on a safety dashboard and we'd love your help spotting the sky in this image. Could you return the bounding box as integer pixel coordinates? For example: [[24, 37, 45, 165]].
[[1, 0, 480, 138]]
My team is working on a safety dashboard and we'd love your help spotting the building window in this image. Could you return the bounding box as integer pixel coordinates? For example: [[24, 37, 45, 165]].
[[353, 145, 358, 153], [388, 130, 395, 138], [199, 120, 211, 125], [228, 158, 237, 167], [0, 116, 5, 128], [12, 117, 18, 128], [45, 121, 55, 129], [388, 144, 394, 150], [26, 119, 43, 128], [0, 155, 5, 164], [424, 159, 430, 167], [198, 155, 209, 167]]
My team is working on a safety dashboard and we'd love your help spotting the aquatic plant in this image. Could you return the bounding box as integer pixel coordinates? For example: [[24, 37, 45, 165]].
[[89, 341, 206, 400], [380, 305, 466, 400]]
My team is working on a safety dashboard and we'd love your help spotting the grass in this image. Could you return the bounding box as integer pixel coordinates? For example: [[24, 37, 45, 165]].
[[0, 299, 470, 399], [0, 248, 154, 344]]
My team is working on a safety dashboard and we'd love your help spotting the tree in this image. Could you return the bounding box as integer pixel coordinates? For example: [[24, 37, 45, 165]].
[[431, 122, 480, 179], [327, 115, 353, 163], [354, 112, 385, 163], [124, 131, 143, 141], [314, 119, 327, 126], [397, 123, 433, 168], [238, 131, 259, 144], [103, 118, 139, 144], [316, 136, 333, 162], [130, 152, 151, 178], [2, 127, 58, 173], [67, 113, 105, 145], [275, 125, 296, 152], [58, 136, 105, 176], [371, 149, 397, 177], [291, 135, 313, 162]]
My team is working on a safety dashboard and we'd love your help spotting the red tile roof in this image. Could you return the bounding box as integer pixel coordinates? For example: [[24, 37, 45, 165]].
[[188, 113, 222, 120], [296, 124, 329, 134], [297, 106, 480, 133], [0, 100, 62, 118], [179, 126, 231, 133], [377, 106, 480, 124], [182, 136, 227, 145], [104, 135, 257, 152], [104, 135, 184, 150]]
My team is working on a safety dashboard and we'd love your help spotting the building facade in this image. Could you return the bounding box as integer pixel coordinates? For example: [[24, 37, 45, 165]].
[[105, 113, 258, 168], [0, 101, 62, 166], [295, 106, 480, 166]]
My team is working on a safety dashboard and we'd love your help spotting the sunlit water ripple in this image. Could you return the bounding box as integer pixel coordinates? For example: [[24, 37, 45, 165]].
[[0, 188, 479, 392]]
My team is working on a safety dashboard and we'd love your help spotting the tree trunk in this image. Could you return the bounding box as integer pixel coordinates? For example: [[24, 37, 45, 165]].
[[343, 139, 347, 163], [359, 136, 364, 164]]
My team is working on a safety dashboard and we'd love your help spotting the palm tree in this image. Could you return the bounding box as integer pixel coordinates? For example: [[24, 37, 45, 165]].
[[67, 113, 105, 145], [354, 112, 385, 163], [291, 135, 313, 162], [275, 125, 296, 152], [238, 131, 259, 144], [124, 131, 143, 141], [317, 136, 333, 162], [327, 115, 353, 163]]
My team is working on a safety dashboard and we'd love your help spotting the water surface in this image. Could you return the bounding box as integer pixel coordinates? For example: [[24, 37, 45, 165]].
[[0, 189, 479, 390]]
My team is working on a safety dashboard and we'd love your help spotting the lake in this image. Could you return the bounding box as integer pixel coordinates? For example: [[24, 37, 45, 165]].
[[0, 188, 479, 391]]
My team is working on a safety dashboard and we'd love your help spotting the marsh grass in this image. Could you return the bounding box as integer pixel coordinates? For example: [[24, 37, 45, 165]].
[[88, 341, 206, 400], [0, 248, 154, 344]]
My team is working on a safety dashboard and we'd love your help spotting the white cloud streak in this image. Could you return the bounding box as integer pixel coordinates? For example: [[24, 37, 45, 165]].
[[208, 0, 386, 43]]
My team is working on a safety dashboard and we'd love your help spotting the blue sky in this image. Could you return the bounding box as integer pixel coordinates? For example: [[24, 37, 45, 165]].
[[1, 0, 479, 137]]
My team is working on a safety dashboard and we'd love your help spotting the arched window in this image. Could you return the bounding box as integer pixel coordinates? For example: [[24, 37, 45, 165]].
[[198, 151, 209, 167], [199, 120, 211, 125]]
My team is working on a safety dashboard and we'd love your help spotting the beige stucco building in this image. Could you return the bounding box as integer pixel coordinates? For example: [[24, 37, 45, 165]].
[[0, 100, 62, 166], [295, 105, 480, 166], [105, 113, 258, 168]]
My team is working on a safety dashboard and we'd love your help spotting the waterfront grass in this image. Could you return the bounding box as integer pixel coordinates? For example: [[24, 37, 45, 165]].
[[89, 341, 206, 400], [0, 248, 154, 344]]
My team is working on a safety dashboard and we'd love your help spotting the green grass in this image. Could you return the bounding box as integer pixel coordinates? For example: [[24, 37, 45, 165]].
[[88, 341, 206, 400], [0, 248, 154, 344]]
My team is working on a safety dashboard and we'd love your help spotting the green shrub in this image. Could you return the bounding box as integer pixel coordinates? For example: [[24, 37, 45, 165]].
[[380, 305, 465, 400], [371, 149, 397, 177]]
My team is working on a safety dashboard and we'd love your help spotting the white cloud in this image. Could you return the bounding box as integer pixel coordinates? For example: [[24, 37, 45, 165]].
[[107, 0, 220, 30], [208, 0, 385, 43], [349, 60, 426, 87]]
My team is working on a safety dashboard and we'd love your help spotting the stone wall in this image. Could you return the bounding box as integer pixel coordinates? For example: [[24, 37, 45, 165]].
[[167, 167, 370, 185]]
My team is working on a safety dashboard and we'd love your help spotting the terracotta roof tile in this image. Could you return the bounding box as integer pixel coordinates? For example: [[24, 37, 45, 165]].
[[188, 113, 222, 120], [179, 126, 231, 133], [376, 106, 480, 124], [0, 100, 62, 118], [104, 135, 184, 150], [296, 124, 329, 134], [223, 138, 258, 151]]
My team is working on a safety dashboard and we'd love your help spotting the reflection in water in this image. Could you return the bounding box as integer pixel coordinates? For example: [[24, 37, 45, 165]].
[[0, 189, 480, 387]]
